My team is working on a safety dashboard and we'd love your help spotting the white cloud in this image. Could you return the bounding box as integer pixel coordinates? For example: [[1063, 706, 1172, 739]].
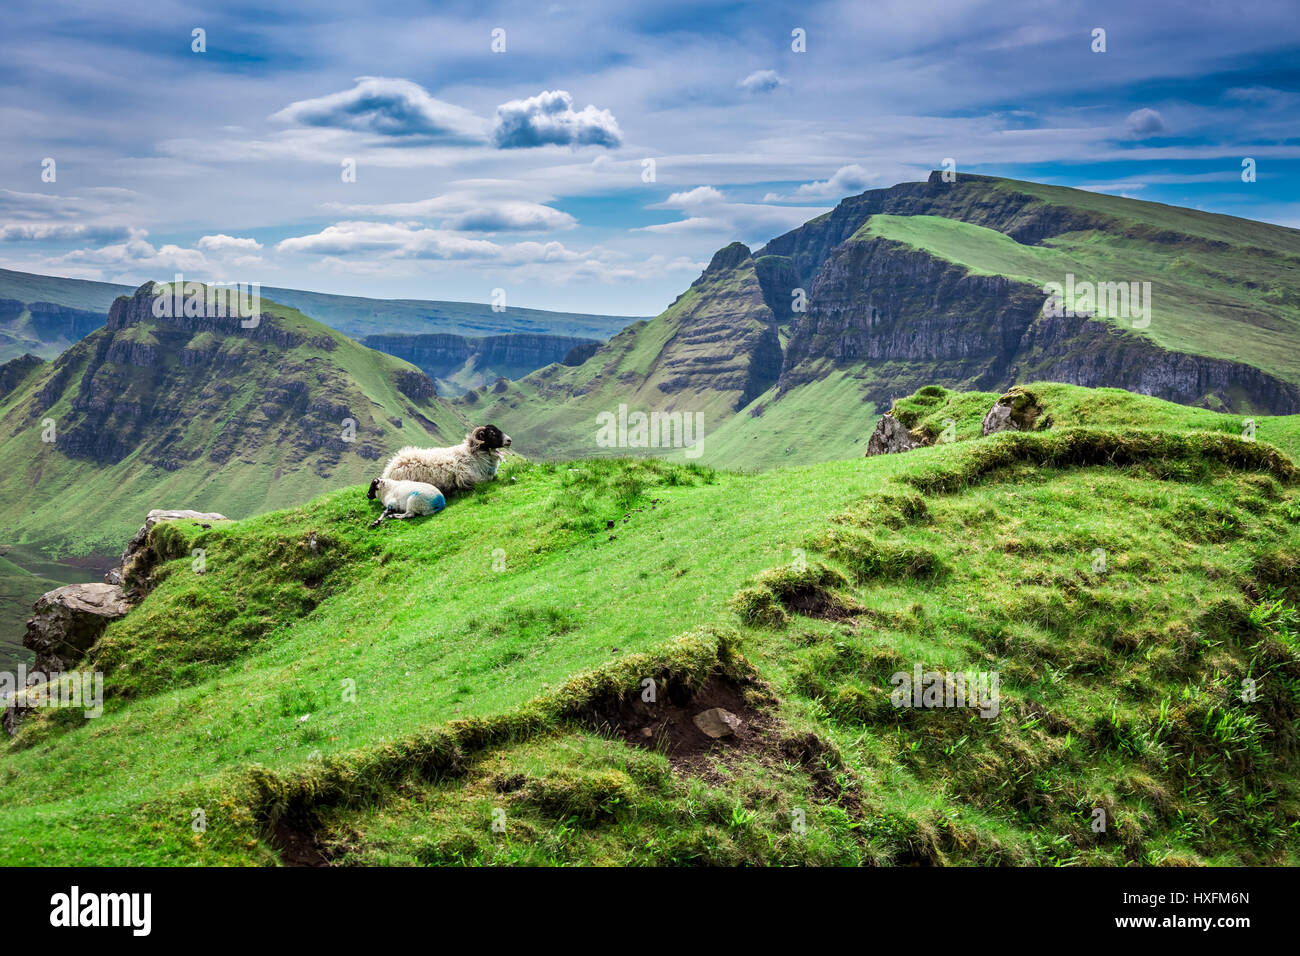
[[277, 221, 499, 259], [0, 222, 133, 242], [323, 193, 576, 232], [197, 234, 264, 253], [276, 220, 592, 264], [52, 233, 209, 275], [271, 77, 488, 143], [492, 90, 622, 149], [738, 70, 787, 94], [661, 186, 725, 207], [764, 164, 879, 201], [644, 186, 830, 242]]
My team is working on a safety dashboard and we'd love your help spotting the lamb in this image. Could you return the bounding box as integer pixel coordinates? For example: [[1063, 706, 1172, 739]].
[[367, 477, 446, 528], [380, 424, 512, 492]]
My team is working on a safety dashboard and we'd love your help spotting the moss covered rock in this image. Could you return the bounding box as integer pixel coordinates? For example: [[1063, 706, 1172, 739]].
[[982, 386, 1045, 435]]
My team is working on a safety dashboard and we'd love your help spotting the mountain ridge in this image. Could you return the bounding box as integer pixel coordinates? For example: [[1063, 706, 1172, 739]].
[[0, 267, 643, 365], [463, 172, 1300, 468]]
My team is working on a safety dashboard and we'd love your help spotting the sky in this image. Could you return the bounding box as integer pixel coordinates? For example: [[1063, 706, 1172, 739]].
[[2, 0, 1298, 317]]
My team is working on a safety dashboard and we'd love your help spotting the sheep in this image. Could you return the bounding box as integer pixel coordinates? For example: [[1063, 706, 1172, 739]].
[[367, 477, 446, 528], [380, 424, 512, 493]]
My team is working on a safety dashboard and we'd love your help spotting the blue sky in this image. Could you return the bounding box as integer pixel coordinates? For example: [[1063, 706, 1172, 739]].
[[2, 0, 1298, 316]]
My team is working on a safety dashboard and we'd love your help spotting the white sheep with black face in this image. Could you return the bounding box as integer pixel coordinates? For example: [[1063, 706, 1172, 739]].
[[380, 424, 512, 492], [367, 477, 446, 528]]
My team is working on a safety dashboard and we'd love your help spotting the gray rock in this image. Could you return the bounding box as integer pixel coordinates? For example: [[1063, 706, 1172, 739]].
[[693, 707, 742, 739], [981, 386, 1044, 436], [981, 401, 1018, 435], [24, 582, 130, 674], [106, 509, 228, 592], [865, 413, 922, 456]]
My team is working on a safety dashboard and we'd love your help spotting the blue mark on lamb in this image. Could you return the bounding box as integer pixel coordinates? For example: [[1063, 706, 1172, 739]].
[[367, 477, 447, 528]]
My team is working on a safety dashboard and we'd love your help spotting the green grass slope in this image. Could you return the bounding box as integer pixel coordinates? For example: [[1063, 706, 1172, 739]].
[[2, 384, 1297, 866], [0, 268, 128, 312]]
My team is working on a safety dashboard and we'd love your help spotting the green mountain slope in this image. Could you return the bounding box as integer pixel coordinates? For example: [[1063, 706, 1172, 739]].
[[465, 241, 783, 462], [0, 283, 466, 557], [467, 174, 1300, 470], [2, 384, 1297, 866]]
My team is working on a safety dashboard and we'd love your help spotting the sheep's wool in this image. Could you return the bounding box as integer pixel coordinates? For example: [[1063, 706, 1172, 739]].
[[381, 441, 505, 491], [409, 490, 446, 513]]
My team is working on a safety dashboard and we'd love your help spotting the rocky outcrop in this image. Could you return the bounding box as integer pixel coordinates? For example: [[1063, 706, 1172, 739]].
[[23, 583, 130, 674], [394, 368, 437, 401], [562, 342, 601, 366], [105, 284, 288, 347], [4, 509, 226, 734], [865, 413, 923, 456], [106, 509, 230, 598], [0, 353, 45, 398], [982, 386, 1045, 435]]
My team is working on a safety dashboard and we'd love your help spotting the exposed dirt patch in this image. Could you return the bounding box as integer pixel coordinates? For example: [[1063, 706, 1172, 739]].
[[778, 732, 862, 815], [783, 585, 854, 621], [493, 772, 527, 793], [589, 671, 776, 778], [270, 818, 331, 867]]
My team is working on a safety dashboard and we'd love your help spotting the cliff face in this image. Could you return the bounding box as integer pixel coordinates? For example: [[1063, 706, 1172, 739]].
[[778, 237, 1044, 399], [1012, 314, 1300, 413], [0, 295, 110, 364], [652, 242, 784, 410], [778, 235, 1300, 412], [27, 301, 107, 341]]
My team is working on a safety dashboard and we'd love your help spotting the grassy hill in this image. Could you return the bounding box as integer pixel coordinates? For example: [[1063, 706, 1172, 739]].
[[2, 383, 1297, 866]]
